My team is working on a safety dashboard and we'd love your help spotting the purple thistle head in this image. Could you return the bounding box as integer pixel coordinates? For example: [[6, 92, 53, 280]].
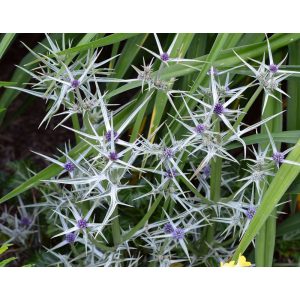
[[272, 152, 284, 164], [77, 219, 88, 229], [165, 168, 177, 179], [163, 222, 174, 234], [195, 124, 206, 134], [160, 52, 169, 62], [71, 79, 80, 88], [105, 130, 118, 142], [202, 165, 210, 177], [245, 207, 256, 220], [65, 232, 76, 243], [213, 102, 225, 115], [109, 151, 118, 161], [269, 64, 278, 74], [163, 148, 174, 159], [172, 227, 185, 240], [20, 217, 31, 227], [64, 161, 75, 172]]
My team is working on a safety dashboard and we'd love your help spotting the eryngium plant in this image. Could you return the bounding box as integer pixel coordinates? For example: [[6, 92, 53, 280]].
[[2, 33, 300, 267]]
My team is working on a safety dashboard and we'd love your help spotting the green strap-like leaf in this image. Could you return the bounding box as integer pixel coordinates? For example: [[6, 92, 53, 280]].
[[0, 33, 15, 60], [52, 33, 141, 57]]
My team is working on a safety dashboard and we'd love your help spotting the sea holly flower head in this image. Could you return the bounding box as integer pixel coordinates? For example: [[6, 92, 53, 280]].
[[20, 216, 32, 227], [265, 125, 300, 168], [213, 102, 225, 115], [64, 161, 75, 172], [105, 130, 118, 142], [194, 124, 206, 134], [269, 63, 279, 73], [77, 219, 88, 229], [172, 227, 185, 240], [245, 206, 256, 220], [233, 37, 300, 114], [139, 33, 198, 66], [272, 152, 285, 165], [71, 79, 80, 88], [202, 165, 210, 178], [163, 148, 174, 159], [65, 232, 76, 243], [132, 58, 154, 91], [165, 168, 177, 178], [109, 151, 119, 161], [184, 68, 251, 134], [160, 52, 169, 61], [163, 223, 174, 234]]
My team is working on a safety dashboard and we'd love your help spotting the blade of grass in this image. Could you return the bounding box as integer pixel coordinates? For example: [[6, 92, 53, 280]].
[[223, 33, 244, 49], [0, 81, 17, 87], [226, 131, 300, 150], [38, 33, 141, 61], [0, 33, 15, 60], [276, 213, 300, 237]]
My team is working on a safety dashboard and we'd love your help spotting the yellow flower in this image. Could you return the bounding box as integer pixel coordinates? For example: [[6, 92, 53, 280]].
[[220, 254, 251, 267], [220, 261, 236, 267], [236, 255, 251, 267]]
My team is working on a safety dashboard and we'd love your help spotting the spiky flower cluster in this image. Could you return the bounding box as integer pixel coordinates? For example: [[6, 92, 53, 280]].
[[3, 34, 300, 267]]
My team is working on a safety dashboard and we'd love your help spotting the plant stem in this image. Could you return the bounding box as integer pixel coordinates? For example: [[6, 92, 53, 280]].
[[111, 207, 121, 246], [205, 120, 222, 252]]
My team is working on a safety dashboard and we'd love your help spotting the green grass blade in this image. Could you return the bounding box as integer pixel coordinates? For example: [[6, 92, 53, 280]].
[[226, 131, 300, 150], [237, 33, 265, 46], [0, 33, 15, 60], [223, 33, 244, 49], [277, 213, 300, 237], [51, 33, 141, 57], [0, 81, 17, 87]]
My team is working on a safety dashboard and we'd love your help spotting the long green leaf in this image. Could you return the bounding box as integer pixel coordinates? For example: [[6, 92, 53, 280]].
[[50, 33, 140, 57], [226, 131, 300, 150], [0, 33, 15, 60], [277, 213, 300, 237]]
